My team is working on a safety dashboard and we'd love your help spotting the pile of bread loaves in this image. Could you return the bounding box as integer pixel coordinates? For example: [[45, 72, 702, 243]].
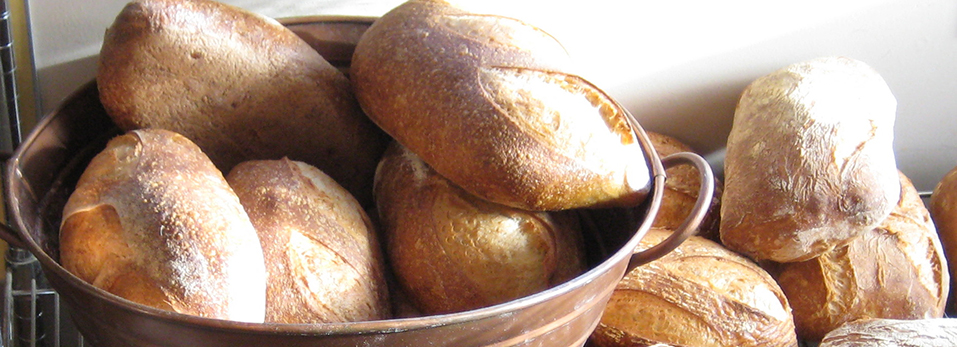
[[55, 0, 957, 345]]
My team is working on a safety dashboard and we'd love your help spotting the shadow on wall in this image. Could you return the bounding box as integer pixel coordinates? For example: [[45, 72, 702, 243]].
[[34, 55, 99, 126]]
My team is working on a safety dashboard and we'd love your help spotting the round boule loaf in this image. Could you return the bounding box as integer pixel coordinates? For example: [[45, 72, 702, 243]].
[[720, 56, 900, 262], [59, 128, 266, 323], [773, 171, 949, 342], [374, 142, 586, 314], [590, 228, 798, 347], [352, 0, 651, 211], [97, 0, 389, 206], [226, 158, 391, 324]]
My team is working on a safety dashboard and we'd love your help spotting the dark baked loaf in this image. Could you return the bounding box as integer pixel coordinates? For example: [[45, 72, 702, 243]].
[[374, 142, 586, 314]]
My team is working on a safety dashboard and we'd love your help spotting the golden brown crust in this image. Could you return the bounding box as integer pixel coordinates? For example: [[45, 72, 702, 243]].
[[59, 129, 266, 322], [352, 0, 650, 211], [929, 165, 957, 314], [591, 229, 798, 347], [720, 56, 900, 262], [774, 171, 949, 342], [97, 0, 388, 206], [646, 131, 723, 240], [226, 159, 390, 324], [374, 142, 586, 314]]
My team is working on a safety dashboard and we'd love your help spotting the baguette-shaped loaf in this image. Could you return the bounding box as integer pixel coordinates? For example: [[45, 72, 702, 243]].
[[774, 171, 949, 342], [97, 0, 388, 206], [59, 129, 266, 322], [226, 159, 391, 324], [819, 318, 957, 347], [352, 0, 650, 211], [590, 229, 798, 347], [374, 142, 586, 314], [720, 56, 900, 262], [646, 131, 723, 240]]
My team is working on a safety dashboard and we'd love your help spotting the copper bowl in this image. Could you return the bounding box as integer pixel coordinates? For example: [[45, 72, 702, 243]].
[[1, 16, 714, 347]]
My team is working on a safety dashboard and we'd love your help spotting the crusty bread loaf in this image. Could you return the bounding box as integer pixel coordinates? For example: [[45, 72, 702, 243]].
[[352, 0, 651, 211], [59, 129, 266, 323], [929, 165, 957, 314], [720, 56, 900, 262], [97, 0, 389, 206], [819, 318, 957, 347], [374, 142, 586, 314], [646, 131, 722, 240], [226, 158, 390, 324], [773, 171, 948, 342], [590, 228, 798, 347]]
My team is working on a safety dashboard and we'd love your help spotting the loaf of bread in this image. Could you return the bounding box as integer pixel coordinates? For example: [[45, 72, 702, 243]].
[[819, 318, 957, 347], [97, 0, 389, 206], [352, 0, 651, 211], [646, 131, 722, 240], [226, 158, 390, 324], [374, 142, 586, 314], [929, 165, 957, 314], [59, 129, 266, 323], [773, 171, 948, 342], [720, 56, 900, 262], [590, 228, 798, 347]]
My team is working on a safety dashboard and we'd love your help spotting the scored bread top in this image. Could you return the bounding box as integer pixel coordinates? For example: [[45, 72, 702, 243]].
[[96, 0, 389, 207], [59, 128, 266, 322], [352, 0, 650, 211]]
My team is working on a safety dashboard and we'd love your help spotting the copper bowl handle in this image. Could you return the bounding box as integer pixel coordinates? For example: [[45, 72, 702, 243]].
[[626, 151, 715, 272]]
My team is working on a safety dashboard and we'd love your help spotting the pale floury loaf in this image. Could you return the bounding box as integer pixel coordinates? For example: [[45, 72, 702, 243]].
[[720, 56, 900, 262], [59, 129, 267, 323]]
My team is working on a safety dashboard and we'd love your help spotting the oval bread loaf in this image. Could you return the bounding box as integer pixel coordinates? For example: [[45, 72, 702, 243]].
[[352, 0, 651, 211], [97, 0, 389, 206], [773, 171, 949, 342], [819, 318, 957, 347], [720, 56, 900, 262], [59, 128, 266, 323], [929, 165, 957, 314], [226, 158, 391, 324], [590, 228, 798, 347], [374, 142, 586, 314]]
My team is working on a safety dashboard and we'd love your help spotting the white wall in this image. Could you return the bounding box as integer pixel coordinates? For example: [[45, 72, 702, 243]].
[[24, 0, 957, 193]]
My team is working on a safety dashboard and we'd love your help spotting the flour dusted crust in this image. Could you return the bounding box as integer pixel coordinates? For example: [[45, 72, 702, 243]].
[[590, 229, 798, 347], [720, 56, 900, 262], [59, 129, 266, 323], [226, 159, 390, 324], [774, 172, 948, 341], [97, 0, 388, 206], [820, 318, 957, 347], [352, 0, 650, 211], [374, 142, 586, 314]]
